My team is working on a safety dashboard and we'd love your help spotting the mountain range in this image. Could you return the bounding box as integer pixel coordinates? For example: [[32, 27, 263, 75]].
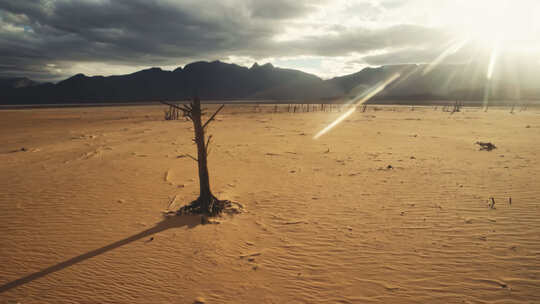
[[1, 60, 539, 105]]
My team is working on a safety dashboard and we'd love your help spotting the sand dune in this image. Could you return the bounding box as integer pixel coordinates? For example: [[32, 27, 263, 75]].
[[1, 105, 539, 303]]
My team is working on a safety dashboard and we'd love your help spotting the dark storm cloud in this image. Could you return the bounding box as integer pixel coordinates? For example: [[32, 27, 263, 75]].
[[248, 0, 320, 19], [0, 0, 449, 81], [0, 0, 281, 80]]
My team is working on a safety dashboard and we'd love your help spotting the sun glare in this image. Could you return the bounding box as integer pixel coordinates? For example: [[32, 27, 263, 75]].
[[314, 1, 540, 140], [450, 0, 540, 50], [427, 0, 540, 110]]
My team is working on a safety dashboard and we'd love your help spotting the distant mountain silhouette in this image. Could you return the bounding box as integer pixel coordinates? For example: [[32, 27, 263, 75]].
[[1, 60, 539, 105], [0, 77, 39, 90]]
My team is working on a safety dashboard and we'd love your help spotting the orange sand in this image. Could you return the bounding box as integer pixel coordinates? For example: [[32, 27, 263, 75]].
[[1, 105, 539, 303]]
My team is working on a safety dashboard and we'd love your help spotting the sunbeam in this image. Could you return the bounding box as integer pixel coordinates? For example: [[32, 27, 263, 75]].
[[482, 81, 491, 111], [487, 41, 500, 80], [483, 39, 501, 110]]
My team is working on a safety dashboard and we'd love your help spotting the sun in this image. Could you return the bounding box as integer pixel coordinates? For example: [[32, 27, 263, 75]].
[[313, 1, 540, 139], [448, 0, 540, 51], [439, 0, 540, 109]]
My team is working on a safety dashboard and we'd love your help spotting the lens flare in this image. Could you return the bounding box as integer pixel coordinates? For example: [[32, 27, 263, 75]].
[[487, 41, 500, 80], [483, 38, 501, 110], [313, 73, 401, 140], [482, 76, 492, 111]]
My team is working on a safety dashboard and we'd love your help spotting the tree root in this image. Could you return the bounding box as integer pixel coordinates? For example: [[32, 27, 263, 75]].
[[176, 195, 242, 216]]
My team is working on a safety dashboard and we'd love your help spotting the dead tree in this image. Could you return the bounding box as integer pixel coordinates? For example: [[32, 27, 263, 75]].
[[164, 105, 180, 120], [161, 98, 230, 216], [451, 100, 461, 114]]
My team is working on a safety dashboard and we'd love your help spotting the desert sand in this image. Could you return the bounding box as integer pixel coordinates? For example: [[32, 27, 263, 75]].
[[1, 104, 539, 303]]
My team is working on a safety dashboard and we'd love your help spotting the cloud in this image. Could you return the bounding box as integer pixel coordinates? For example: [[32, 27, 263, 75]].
[[0, 0, 280, 80], [282, 24, 451, 57], [247, 0, 320, 19], [2, 0, 535, 81]]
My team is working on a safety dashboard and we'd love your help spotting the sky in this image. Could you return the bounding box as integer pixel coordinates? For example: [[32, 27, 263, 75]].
[[1, 0, 539, 82]]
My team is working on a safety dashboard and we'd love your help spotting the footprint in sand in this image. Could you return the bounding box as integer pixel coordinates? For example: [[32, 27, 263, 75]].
[[81, 149, 102, 160], [164, 169, 191, 188]]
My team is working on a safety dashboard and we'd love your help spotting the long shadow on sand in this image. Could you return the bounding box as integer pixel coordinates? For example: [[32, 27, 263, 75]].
[[0, 215, 200, 293]]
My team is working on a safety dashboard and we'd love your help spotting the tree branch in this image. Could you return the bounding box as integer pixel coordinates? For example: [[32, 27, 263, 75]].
[[160, 101, 191, 114], [184, 154, 198, 162], [205, 135, 213, 154], [180, 105, 192, 113], [202, 104, 225, 129]]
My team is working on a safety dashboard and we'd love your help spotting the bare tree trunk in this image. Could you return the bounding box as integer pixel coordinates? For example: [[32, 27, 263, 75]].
[[190, 97, 214, 212]]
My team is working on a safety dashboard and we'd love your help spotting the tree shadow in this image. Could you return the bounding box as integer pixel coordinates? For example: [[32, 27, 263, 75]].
[[0, 214, 201, 293]]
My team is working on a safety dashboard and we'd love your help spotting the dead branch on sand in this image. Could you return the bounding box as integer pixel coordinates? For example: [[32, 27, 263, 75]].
[[489, 197, 496, 209], [476, 141, 497, 151]]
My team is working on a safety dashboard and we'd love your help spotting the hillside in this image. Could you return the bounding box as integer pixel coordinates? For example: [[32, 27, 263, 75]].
[[1, 60, 539, 105]]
